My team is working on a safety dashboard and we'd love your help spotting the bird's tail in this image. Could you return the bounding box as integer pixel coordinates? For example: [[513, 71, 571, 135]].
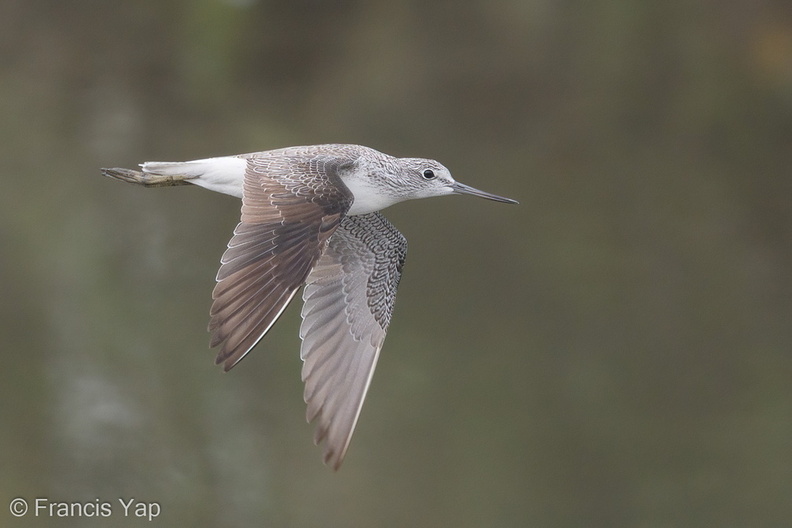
[[101, 163, 194, 188], [102, 156, 245, 197]]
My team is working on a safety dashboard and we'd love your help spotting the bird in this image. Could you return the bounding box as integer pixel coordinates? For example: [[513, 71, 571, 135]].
[[102, 144, 518, 469]]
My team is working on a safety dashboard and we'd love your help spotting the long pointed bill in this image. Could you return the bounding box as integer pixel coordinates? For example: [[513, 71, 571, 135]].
[[451, 182, 519, 204]]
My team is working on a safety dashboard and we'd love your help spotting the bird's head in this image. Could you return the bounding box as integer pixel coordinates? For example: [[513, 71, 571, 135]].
[[399, 158, 519, 205]]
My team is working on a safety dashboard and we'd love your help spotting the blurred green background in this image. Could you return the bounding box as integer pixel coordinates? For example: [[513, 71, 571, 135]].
[[2, 1, 792, 526]]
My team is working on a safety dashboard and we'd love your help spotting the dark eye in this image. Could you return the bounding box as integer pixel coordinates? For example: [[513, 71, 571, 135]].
[[422, 169, 436, 180]]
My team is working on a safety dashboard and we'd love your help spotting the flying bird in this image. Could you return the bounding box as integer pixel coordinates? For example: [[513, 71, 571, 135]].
[[102, 144, 517, 469]]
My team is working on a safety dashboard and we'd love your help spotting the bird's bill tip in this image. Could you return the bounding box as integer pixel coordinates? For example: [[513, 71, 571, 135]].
[[451, 182, 519, 204]]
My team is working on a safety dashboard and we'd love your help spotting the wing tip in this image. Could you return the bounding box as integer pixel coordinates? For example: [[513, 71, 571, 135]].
[[307, 406, 354, 471], [323, 449, 344, 471], [213, 345, 247, 372]]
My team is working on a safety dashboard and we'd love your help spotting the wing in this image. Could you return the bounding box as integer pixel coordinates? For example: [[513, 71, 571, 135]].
[[210, 155, 355, 371], [299, 212, 407, 469]]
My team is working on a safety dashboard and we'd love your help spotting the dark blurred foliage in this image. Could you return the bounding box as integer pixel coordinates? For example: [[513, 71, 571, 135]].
[[1, 0, 791, 526]]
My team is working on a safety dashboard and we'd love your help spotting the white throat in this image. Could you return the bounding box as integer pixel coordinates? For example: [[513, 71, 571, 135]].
[[341, 173, 401, 215]]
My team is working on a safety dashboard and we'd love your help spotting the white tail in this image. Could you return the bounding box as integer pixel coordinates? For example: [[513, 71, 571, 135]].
[[141, 157, 246, 198]]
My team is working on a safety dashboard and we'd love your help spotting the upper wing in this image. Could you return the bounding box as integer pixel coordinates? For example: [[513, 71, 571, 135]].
[[299, 212, 407, 469], [210, 155, 354, 371]]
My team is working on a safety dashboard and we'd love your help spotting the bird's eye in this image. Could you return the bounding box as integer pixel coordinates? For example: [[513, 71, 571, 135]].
[[422, 169, 436, 180]]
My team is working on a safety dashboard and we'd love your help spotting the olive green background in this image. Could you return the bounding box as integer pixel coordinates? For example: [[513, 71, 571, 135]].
[[2, 1, 791, 526]]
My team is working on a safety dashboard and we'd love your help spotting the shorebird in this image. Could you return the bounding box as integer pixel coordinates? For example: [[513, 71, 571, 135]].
[[102, 144, 517, 469]]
